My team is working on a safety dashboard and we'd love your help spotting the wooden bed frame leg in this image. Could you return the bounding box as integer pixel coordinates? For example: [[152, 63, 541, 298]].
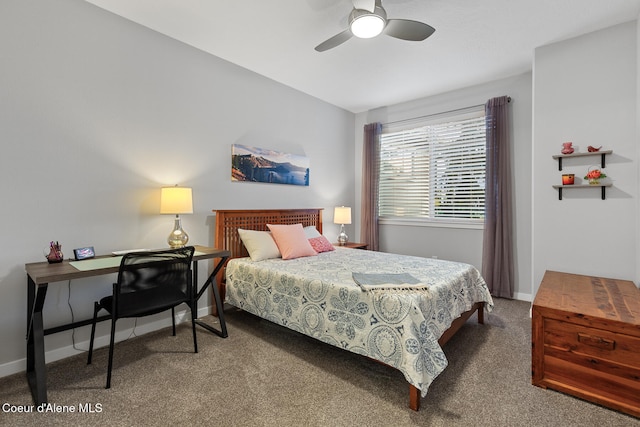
[[409, 384, 420, 411], [407, 302, 484, 410]]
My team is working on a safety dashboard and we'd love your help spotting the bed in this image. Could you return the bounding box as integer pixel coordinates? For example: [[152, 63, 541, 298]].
[[213, 208, 493, 411]]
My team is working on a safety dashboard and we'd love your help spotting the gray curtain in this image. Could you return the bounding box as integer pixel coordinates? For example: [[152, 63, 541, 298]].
[[361, 123, 381, 251], [482, 96, 514, 298]]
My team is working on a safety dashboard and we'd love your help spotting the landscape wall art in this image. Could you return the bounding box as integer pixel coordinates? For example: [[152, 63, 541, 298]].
[[231, 144, 310, 186]]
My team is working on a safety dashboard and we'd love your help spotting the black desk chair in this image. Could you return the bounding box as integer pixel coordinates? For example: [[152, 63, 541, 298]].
[[87, 246, 197, 389]]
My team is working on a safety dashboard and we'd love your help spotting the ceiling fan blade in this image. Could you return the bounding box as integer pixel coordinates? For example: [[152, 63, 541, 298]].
[[352, 0, 376, 13], [315, 29, 353, 52], [384, 19, 435, 41]]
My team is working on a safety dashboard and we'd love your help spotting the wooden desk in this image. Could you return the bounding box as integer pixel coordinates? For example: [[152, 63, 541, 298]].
[[532, 270, 640, 417], [25, 245, 229, 406]]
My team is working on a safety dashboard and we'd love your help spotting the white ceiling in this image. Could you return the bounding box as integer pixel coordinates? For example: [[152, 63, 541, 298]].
[[84, 0, 640, 113]]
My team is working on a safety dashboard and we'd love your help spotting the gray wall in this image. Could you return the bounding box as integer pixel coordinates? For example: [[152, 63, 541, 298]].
[[0, 0, 354, 376], [355, 19, 640, 302], [532, 21, 638, 292], [355, 73, 533, 300]]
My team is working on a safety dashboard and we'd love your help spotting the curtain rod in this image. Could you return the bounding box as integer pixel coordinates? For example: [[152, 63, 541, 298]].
[[383, 96, 511, 127]]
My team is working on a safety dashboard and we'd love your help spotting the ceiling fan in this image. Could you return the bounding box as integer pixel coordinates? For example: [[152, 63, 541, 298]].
[[315, 0, 435, 52]]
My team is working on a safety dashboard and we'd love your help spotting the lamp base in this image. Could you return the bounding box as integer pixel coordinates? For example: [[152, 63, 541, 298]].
[[168, 215, 189, 248], [337, 224, 348, 246]]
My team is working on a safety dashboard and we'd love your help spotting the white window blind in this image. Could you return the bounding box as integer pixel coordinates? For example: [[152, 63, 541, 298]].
[[379, 109, 486, 224]]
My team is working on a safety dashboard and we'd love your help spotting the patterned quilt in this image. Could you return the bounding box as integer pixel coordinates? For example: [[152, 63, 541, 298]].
[[225, 247, 494, 397]]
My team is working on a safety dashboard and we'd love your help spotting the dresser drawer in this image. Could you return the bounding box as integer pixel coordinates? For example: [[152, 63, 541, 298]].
[[539, 317, 640, 415], [543, 318, 640, 369]]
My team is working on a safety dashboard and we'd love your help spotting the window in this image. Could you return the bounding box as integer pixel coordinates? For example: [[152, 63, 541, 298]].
[[379, 108, 486, 225]]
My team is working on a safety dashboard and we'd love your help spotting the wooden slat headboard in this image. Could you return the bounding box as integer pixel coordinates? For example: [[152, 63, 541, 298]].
[[213, 208, 324, 260], [211, 209, 323, 307]]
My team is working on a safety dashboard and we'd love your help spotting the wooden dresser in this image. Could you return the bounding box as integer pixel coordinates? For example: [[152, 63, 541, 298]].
[[532, 270, 640, 418]]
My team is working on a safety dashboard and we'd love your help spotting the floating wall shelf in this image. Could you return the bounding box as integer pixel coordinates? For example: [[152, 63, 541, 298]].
[[552, 183, 612, 200], [552, 150, 613, 200], [552, 150, 612, 171]]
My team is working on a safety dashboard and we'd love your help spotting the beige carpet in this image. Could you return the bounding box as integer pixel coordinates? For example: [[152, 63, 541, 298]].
[[1, 298, 638, 426]]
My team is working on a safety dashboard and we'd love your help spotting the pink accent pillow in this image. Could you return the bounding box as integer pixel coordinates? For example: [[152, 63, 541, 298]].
[[309, 236, 335, 253], [267, 223, 318, 260]]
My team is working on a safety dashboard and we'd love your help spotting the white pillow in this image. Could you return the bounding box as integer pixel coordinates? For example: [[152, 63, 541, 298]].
[[237, 229, 281, 261], [303, 226, 322, 239]]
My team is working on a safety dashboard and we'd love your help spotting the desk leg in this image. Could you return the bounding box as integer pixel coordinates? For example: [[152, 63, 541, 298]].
[[26, 277, 48, 405], [193, 257, 228, 338]]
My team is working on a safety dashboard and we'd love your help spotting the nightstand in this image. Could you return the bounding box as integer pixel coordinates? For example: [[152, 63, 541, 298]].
[[334, 242, 368, 250]]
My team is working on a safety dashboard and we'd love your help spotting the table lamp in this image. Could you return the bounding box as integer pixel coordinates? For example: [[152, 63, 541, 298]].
[[160, 185, 193, 248], [333, 206, 352, 245]]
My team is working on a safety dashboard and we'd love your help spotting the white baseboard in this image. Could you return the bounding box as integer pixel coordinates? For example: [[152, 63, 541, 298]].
[[513, 291, 532, 302], [0, 305, 211, 379]]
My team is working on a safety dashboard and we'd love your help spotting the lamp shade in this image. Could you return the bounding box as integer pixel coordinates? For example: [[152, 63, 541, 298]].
[[160, 187, 193, 214], [333, 206, 352, 225]]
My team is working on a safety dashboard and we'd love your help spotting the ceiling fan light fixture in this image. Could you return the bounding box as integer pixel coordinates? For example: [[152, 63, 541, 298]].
[[349, 8, 386, 39], [315, 1, 434, 52]]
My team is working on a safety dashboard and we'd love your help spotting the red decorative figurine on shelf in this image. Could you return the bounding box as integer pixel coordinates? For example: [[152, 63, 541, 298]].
[[561, 142, 574, 154]]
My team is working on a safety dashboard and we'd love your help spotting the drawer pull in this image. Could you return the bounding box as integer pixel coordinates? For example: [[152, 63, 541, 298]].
[[577, 332, 615, 350]]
